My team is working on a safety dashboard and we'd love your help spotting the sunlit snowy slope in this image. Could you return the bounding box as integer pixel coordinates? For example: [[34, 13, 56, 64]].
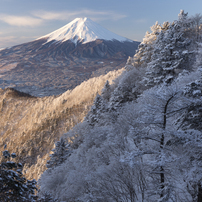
[[38, 17, 131, 44]]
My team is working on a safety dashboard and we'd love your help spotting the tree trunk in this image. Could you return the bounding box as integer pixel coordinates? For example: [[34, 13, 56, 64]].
[[198, 183, 202, 202], [160, 134, 165, 198], [159, 95, 174, 199], [130, 190, 135, 202]]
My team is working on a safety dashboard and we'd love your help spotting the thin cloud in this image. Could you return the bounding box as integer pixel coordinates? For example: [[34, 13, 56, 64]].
[[0, 14, 43, 27], [0, 9, 127, 47], [33, 9, 127, 22], [32, 10, 77, 21], [79, 9, 127, 21], [0, 9, 126, 28]]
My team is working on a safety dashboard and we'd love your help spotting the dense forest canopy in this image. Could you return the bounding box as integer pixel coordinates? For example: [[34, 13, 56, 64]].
[[38, 10, 202, 202]]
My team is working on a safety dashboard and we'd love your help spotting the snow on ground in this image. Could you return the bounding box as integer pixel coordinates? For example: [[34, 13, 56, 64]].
[[0, 62, 18, 73]]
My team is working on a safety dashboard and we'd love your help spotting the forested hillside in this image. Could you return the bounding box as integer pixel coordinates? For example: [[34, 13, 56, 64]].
[[39, 11, 202, 201], [0, 68, 123, 181]]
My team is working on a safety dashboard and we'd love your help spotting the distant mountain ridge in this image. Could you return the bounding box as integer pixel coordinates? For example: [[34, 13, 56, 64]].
[[0, 18, 140, 96]]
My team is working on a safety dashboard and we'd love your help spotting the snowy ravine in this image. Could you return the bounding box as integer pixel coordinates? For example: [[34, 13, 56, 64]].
[[38, 17, 132, 44]]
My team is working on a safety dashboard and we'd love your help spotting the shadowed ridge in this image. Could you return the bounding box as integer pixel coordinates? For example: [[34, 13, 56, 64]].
[[0, 88, 36, 99]]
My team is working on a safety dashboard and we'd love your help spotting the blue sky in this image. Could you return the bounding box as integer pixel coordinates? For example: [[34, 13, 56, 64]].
[[0, 0, 202, 49]]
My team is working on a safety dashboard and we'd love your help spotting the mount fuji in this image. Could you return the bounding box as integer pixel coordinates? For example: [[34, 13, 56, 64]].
[[38, 17, 132, 44], [0, 18, 140, 96]]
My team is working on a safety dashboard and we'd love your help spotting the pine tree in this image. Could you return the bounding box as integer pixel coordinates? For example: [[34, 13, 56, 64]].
[[191, 13, 202, 42], [85, 94, 107, 126], [37, 191, 58, 202], [144, 10, 194, 86], [101, 80, 111, 101], [46, 138, 71, 169], [127, 22, 163, 68], [0, 148, 37, 201]]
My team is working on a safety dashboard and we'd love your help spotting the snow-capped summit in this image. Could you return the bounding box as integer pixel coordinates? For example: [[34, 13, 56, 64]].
[[38, 17, 132, 44], [0, 17, 140, 96]]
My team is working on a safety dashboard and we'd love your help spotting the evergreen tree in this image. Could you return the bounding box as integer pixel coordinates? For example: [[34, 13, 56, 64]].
[[85, 94, 107, 126], [46, 138, 71, 169], [101, 80, 111, 101], [144, 10, 194, 86], [191, 13, 202, 42], [127, 22, 163, 68], [0, 148, 37, 202], [109, 67, 146, 111], [37, 191, 58, 202]]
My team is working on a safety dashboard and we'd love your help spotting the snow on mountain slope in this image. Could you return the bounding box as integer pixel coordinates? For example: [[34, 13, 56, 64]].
[[38, 17, 132, 44]]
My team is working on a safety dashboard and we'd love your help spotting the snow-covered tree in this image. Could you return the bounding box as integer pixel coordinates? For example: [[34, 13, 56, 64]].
[[85, 94, 108, 126], [119, 63, 202, 201], [46, 137, 71, 169], [85, 161, 146, 202], [191, 13, 202, 42], [39, 71, 202, 201], [177, 68, 202, 201], [109, 67, 146, 111], [37, 191, 58, 202], [38, 11, 202, 202], [117, 75, 202, 201], [0, 148, 37, 201], [101, 80, 111, 101], [144, 10, 194, 86], [127, 21, 165, 68]]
